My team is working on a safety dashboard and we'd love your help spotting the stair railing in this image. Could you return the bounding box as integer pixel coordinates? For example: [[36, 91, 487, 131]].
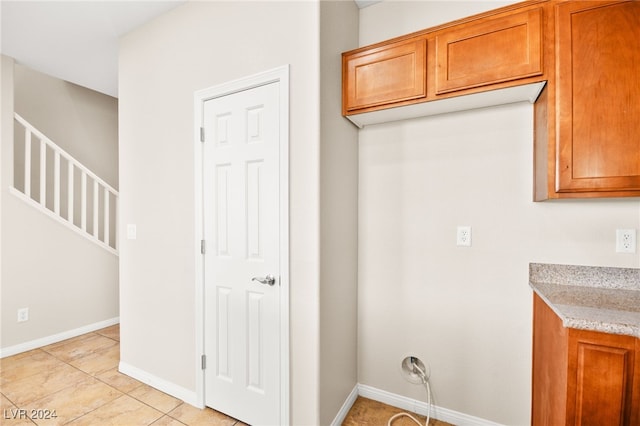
[[13, 113, 118, 255]]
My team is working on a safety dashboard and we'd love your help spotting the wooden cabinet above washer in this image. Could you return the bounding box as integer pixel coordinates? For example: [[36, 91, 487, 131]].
[[342, 1, 547, 117], [343, 0, 640, 200], [433, 7, 543, 95], [342, 37, 426, 114]]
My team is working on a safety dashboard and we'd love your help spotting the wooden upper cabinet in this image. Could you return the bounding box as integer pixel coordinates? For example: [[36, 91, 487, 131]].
[[434, 8, 543, 95], [342, 37, 427, 114], [341, 0, 640, 199], [555, 0, 640, 194], [342, 2, 548, 116]]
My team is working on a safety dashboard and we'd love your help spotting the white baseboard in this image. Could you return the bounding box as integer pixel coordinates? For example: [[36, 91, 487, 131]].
[[330, 384, 359, 426], [119, 361, 198, 407], [0, 317, 120, 358], [355, 384, 505, 426]]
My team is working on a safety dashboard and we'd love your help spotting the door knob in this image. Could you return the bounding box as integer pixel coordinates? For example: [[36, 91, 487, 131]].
[[252, 275, 276, 286]]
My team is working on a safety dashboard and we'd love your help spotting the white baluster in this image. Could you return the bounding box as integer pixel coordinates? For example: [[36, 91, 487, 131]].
[[114, 195, 119, 251], [39, 139, 46, 206], [104, 189, 110, 246], [68, 162, 74, 224], [13, 113, 120, 255], [54, 151, 60, 215], [24, 129, 31, 198], [81, 172, 87, 231], [93, 180, 99, 238]]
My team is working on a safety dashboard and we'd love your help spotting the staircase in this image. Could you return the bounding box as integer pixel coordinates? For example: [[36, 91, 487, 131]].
[[12, 113, 118, 255]]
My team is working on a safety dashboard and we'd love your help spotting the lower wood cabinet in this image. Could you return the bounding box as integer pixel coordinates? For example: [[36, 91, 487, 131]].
[[532, 294, 640, 425], [567, 329, 638, 425]]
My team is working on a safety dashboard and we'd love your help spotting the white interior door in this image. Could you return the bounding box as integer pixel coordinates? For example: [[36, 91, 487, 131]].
[[203, 81, 280, 425]]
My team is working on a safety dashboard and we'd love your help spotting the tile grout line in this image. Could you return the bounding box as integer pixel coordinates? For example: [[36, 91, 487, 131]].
[[47, 332, 149, 426], [52, 335, 182, 425], [2, 329, 127, 425], [51, 339, 182, 425], [2, 326, 242, 426]]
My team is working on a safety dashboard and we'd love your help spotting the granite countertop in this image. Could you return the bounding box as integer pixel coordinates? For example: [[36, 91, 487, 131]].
[[529, 263, 640, 338]]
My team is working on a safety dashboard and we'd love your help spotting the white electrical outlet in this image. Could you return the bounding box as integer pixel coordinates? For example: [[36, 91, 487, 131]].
[[17, 308, 29, 322], [616, 229, 637, 253], [457, 226, 472, 247]]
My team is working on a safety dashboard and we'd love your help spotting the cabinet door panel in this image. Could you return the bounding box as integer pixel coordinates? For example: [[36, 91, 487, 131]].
[[435, 8, 543, 94], [574, 343, 630, 425], [568, 330, 636, 426], [556, 1, 640, 192], [343, 38, 426, 113]]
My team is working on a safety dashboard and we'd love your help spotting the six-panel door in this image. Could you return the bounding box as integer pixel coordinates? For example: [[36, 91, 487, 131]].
[[203, 82, 281, 426]]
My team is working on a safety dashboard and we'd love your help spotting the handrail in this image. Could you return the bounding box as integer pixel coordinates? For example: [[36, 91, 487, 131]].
[[13, 113, 119, 253], [14, 114, 118, 194]]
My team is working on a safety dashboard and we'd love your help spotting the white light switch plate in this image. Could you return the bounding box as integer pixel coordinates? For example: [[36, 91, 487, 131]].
[[127, 224, 137, 240]]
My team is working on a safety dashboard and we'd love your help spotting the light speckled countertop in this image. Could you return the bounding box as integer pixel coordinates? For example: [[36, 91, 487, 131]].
[[529, 263, 640, 338]]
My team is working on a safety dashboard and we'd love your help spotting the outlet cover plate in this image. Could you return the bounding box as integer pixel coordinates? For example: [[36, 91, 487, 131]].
[[457, 226, 472, 247], [17, 308, 29, 322], [616, 229, 637, 253]]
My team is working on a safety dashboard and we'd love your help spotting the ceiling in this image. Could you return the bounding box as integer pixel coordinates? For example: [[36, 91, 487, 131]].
[[1, 1, 187, 97], [1, 0, 378, 99], [354, 0, 381, 7]]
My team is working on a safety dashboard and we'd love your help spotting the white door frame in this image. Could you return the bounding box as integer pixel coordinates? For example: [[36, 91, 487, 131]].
[[193, 65, 290, 424]]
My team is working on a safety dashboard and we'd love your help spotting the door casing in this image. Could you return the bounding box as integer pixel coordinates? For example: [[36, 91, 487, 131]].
[[193, 65, 290, 424]]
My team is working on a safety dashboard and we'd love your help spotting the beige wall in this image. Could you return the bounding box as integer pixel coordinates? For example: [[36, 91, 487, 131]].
[[118, 2, 324, 423], [14, 64, 119, 188], [359, 0, 512, 45], [1, 56, 15, 347], [357, 2, 640, 425], [319, 1, 359, 424], [1, 55, 119, 351], [1, 196, 120, 348]]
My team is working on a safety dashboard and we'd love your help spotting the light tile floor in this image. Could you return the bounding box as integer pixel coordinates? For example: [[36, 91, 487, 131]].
[[1, 326, 451, 426], [342, 397, 453, 426], [0, 325, 243, 425]]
